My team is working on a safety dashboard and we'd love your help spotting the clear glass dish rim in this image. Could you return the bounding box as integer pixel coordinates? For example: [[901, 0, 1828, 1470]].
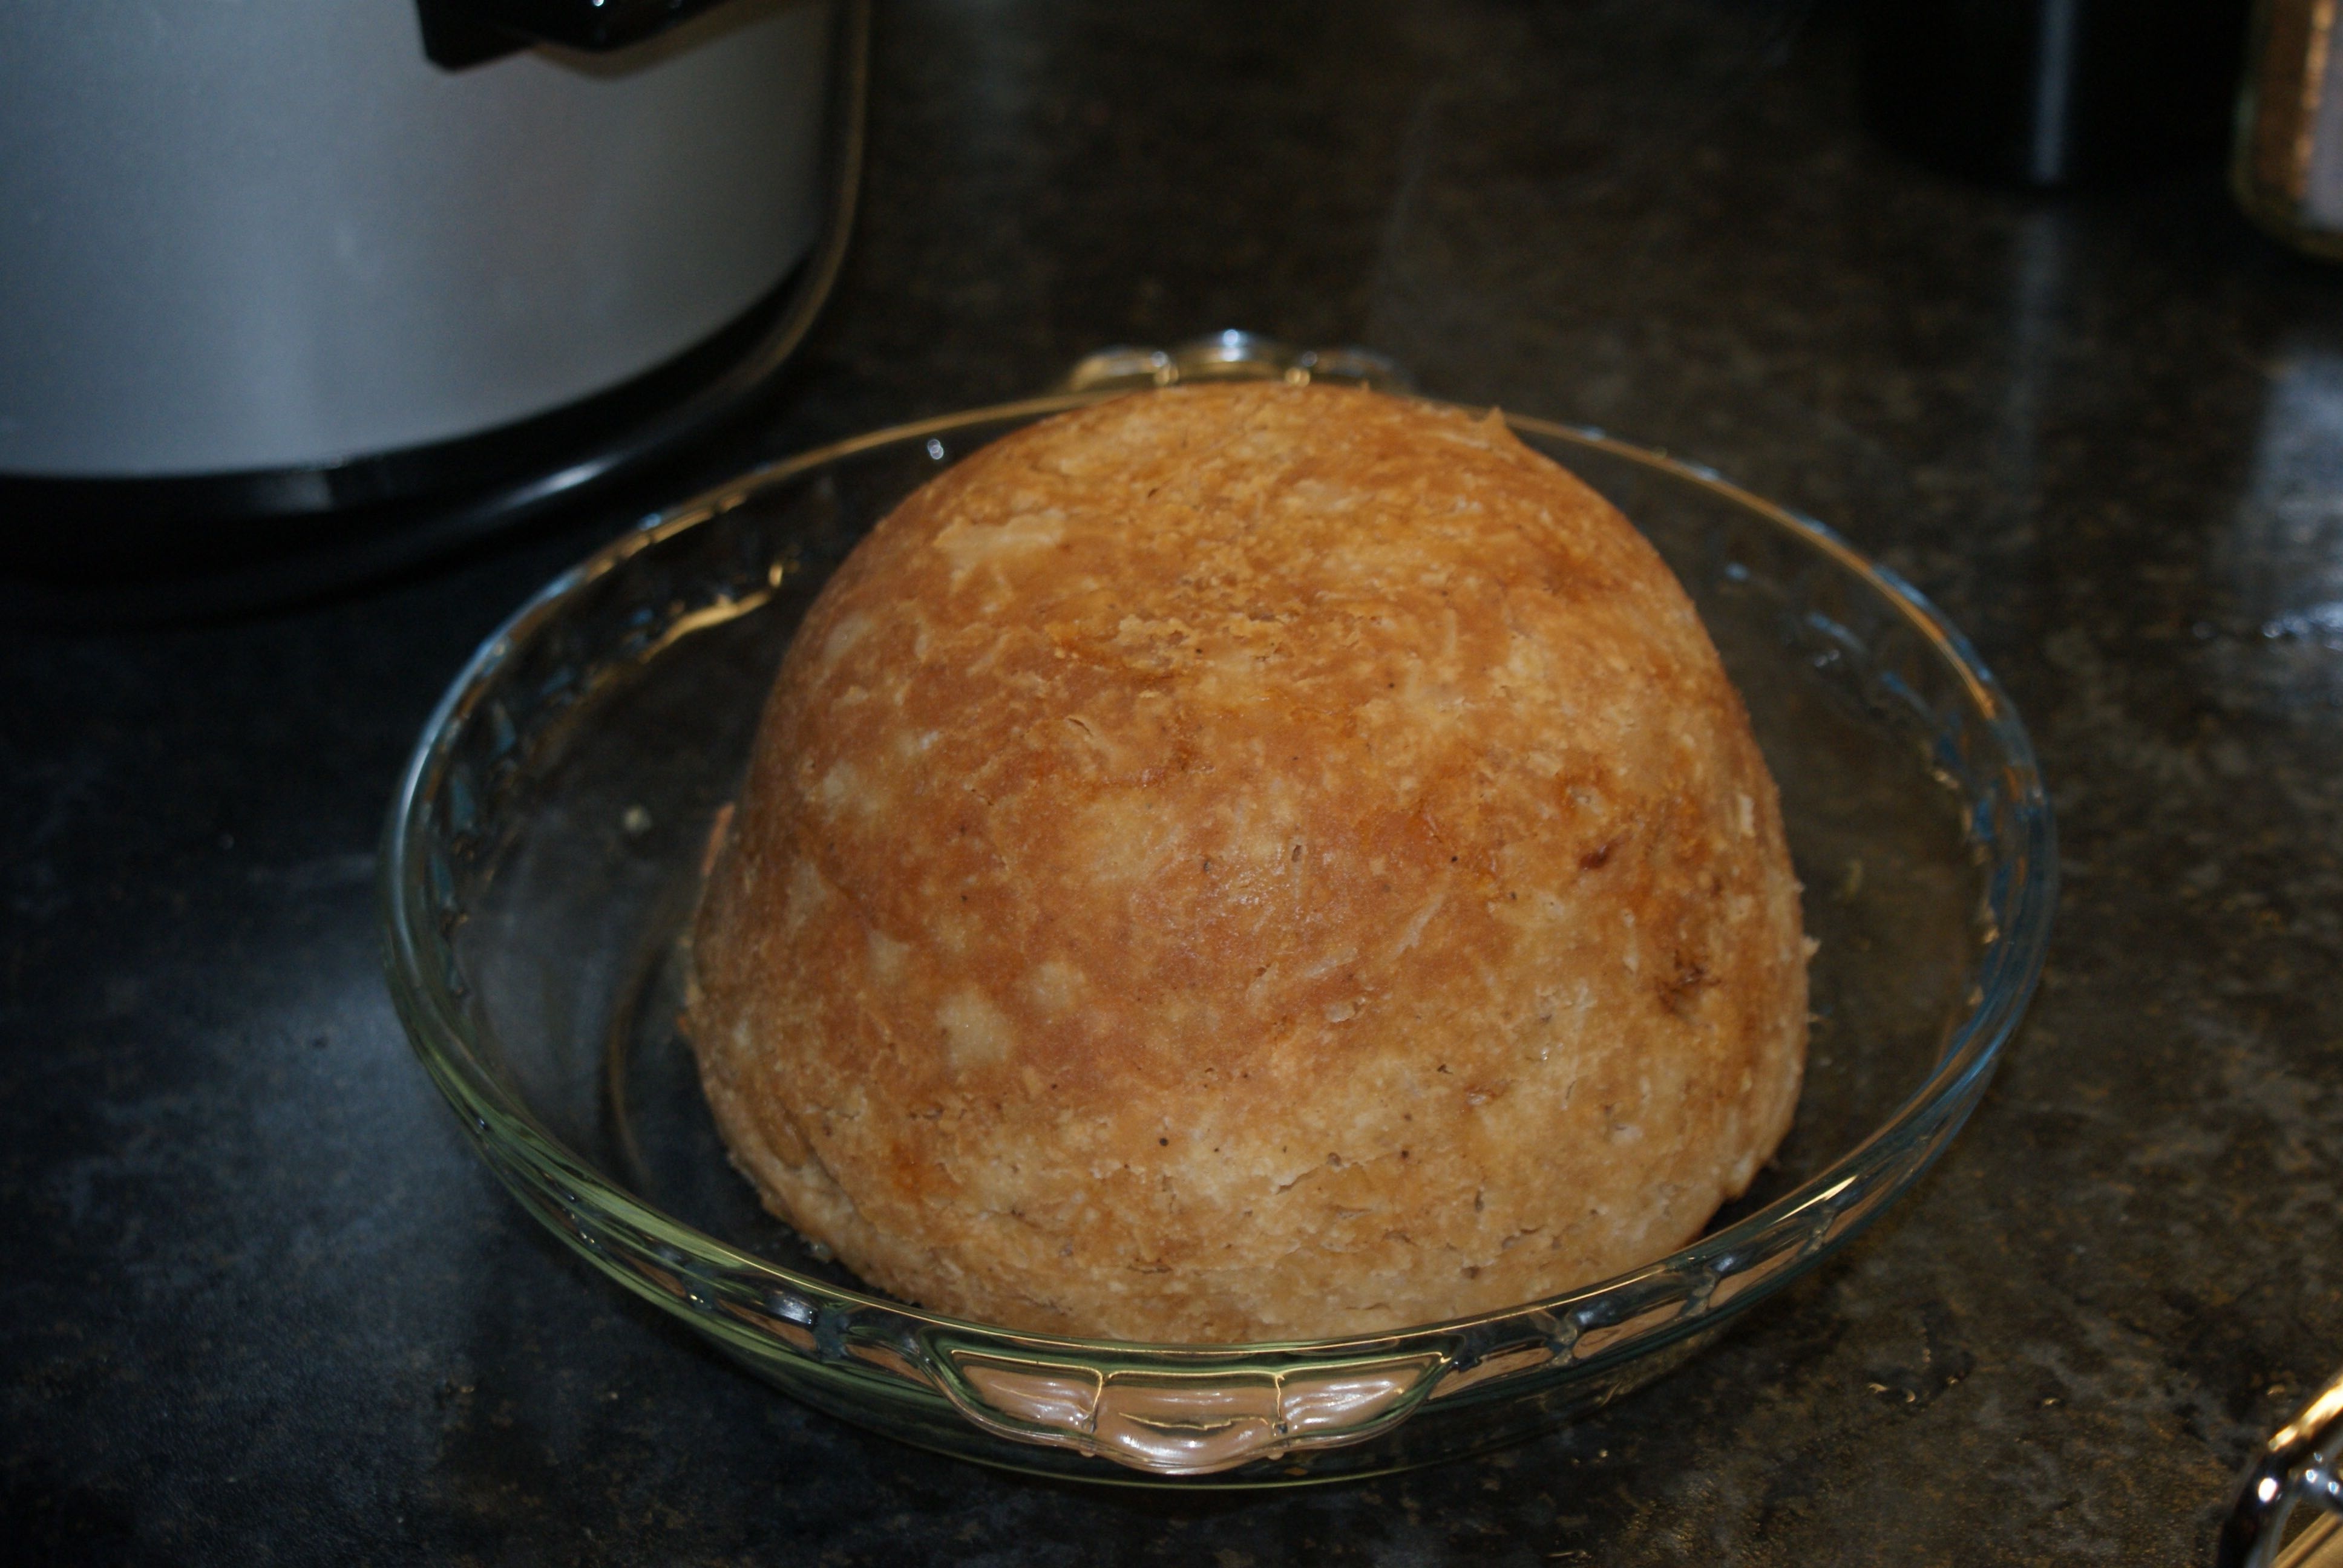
[[379, 390, 2057, 1363]]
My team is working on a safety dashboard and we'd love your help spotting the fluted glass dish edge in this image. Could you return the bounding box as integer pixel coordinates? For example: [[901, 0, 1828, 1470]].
[[379, 386, 2054, 1488]]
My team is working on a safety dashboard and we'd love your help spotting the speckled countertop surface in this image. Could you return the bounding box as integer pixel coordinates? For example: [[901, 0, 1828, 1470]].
[[6, 4, 2342, 1563]]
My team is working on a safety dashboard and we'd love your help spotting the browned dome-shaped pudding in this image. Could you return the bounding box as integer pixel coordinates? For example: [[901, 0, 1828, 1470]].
[[687, 382, 1808, 1343]]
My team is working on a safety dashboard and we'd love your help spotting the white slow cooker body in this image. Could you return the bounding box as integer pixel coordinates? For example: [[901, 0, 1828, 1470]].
[[0, 0, 831, 478]]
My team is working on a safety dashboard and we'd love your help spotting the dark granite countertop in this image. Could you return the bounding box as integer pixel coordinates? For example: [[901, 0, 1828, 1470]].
[[7, 3, 2342, 1563]]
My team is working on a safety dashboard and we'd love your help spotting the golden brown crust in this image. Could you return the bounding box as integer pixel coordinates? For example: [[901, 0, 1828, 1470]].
[[689, 383, 1806, 1342]]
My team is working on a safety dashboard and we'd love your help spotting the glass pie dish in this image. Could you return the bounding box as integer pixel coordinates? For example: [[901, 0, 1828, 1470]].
[[380, 338, 2054, 1487]]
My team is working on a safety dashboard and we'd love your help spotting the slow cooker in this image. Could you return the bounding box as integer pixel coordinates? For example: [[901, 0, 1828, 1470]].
[[0, 0, 864, 597]]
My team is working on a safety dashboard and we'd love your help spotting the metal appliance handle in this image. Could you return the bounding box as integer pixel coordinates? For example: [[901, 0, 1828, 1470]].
[[439, 0, 738, 52], [2220, 1367, 2343, 1568], [418, 0, 769, 66]]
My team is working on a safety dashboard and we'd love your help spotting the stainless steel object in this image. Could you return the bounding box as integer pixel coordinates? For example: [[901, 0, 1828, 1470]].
[[2220, 1367, 2343, 1568]]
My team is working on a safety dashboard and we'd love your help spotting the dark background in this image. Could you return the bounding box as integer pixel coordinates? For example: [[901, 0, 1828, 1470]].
[[7, 2, 2343, 1562]]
